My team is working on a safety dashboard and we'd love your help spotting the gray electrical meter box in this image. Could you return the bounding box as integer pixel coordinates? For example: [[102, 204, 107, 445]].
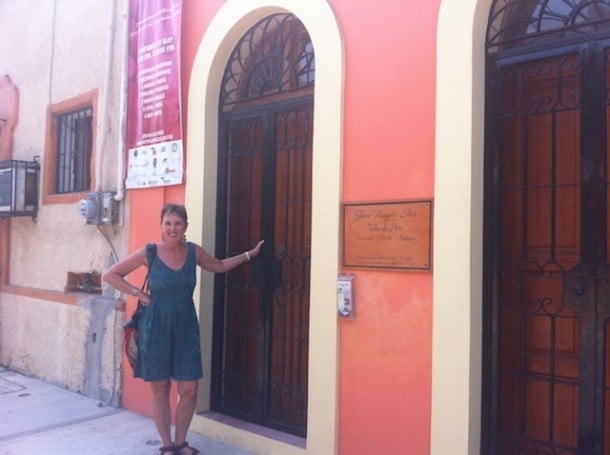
[[337, 273, 355, 318]]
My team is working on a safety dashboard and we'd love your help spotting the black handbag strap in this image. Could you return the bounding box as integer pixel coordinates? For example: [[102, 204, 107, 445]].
[[136, 243, 157, 309]]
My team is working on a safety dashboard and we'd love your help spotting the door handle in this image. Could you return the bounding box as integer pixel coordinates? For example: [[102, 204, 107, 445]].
[[562, 262, 589, 313], [251, 254, 283, 289]]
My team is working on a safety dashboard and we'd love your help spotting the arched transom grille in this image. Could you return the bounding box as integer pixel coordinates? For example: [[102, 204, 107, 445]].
[[487, 0, 610, 52], [220, 13, 315, 111]]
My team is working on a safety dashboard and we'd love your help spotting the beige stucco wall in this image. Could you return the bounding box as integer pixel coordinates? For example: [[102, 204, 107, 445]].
[[0, 0, 129, 290], [0, 293, 122, 403], [0, 0, 129, 400], [1, 295, 88, 390]]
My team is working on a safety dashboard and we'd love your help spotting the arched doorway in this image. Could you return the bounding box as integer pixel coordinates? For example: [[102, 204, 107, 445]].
[[211, 13, 314, 437], [484, 1, 610, 452]]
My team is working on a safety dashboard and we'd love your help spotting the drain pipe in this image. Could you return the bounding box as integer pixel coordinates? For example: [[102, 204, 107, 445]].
[[95, 0, 118, 193], [114, 0, 129, 202]]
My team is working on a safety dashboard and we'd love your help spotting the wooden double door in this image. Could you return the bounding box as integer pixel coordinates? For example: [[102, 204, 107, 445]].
[[211, 98, 312, 437], [487, 39, 610, 453]]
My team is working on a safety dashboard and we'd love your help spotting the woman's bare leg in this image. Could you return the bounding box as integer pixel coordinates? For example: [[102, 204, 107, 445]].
[[150, 380, 173, 449], [174, 380, 198, 447]]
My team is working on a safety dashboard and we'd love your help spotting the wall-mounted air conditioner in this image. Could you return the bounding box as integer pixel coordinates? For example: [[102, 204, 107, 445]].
[[0, 158, 40, 219]]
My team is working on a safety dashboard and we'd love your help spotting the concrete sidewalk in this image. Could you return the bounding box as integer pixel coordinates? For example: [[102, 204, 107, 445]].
[[0, 367, 255, 455]]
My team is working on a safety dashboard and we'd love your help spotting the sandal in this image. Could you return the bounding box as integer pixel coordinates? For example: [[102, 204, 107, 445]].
[[159, 444, 176, 455], [174, 441, 200, 454]]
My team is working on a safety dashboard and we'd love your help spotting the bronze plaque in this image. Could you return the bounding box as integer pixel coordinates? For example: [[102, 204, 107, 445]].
[[343, 200, 432, 270]]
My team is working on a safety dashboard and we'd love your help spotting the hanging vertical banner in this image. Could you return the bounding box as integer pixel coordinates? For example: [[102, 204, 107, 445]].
[[125, 0, 183, 189]]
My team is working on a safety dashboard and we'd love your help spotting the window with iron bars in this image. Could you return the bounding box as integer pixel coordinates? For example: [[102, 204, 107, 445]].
[[55, 107, 92, 193]]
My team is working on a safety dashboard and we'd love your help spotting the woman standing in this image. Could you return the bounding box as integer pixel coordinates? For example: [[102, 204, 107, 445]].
[[103, 203, 263, 455]]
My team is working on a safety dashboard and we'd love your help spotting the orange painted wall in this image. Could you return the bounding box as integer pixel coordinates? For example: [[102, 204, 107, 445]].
[[122, 187, 184, 415], [123, 2, 440, 454], [332, 0, 439, 453]]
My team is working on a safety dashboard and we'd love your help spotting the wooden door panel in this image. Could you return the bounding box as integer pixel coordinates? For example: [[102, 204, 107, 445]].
[[487, 3, 610, 450], [218, 104, 311, 436], [604, 46, 610, 455], [268, 106, 311, 431], [498, 377, 579, 449], [215, 12, 314, 437], [605, 321, 610, 452], [552, 383, 579, 446], [222, 116, 264, 417], [604, 49, 610, 264], [523, 379, 578, 445], [496, 52, 583, 452]]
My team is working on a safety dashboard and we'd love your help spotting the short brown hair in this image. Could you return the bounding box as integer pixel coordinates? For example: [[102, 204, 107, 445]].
[[160, 203, 188, 224]]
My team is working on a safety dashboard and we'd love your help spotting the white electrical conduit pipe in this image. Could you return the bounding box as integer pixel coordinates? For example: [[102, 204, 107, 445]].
[[114, 0, 129, 202], [95, 0, 117, 193]]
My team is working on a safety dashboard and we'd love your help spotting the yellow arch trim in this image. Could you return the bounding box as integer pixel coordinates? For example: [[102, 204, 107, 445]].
[[432, 0, 491, 453]]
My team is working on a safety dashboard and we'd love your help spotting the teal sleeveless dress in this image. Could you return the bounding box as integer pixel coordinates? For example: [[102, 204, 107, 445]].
[[134, 242, 203, 381]]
